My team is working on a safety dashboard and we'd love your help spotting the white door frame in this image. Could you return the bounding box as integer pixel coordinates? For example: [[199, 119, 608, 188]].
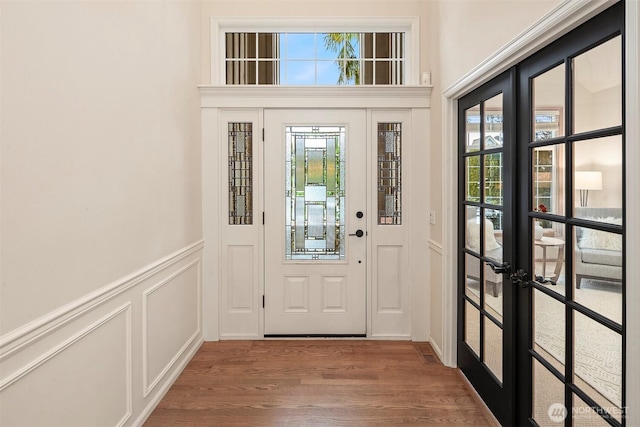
[[199, 86, 432, 341]]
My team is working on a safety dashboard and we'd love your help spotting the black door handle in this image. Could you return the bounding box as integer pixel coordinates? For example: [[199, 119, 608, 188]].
[[486, 259, 511, 275], [349, 229, 364, 237]]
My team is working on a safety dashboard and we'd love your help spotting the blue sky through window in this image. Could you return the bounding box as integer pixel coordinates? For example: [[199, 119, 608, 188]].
[[281, 33, 360, 85]]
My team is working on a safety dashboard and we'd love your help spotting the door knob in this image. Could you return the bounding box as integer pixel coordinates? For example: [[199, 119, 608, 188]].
[[349, 229, 364, 237]]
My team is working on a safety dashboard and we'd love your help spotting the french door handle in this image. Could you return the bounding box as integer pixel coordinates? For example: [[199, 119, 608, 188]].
[[511, 269, 533, 288], [486, 259, 511, 275], [349, 230, 364, 238]]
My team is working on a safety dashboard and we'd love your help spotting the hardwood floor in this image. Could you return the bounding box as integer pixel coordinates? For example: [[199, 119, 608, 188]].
[[144, 340, 495, 426]]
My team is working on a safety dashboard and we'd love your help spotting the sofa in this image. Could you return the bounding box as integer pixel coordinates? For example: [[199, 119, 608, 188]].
[[574, 207, 623, 288]]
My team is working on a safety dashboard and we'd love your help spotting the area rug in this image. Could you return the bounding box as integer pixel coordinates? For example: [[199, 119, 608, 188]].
[[465, 276, 622, 408]]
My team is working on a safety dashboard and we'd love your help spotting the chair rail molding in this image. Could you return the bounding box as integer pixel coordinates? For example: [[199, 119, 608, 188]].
[[0, 240, 204, 358]]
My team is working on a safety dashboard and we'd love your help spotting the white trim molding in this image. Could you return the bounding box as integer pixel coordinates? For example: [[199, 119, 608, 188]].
[[210, 17, 420, 85], [443, 0, 618, 99], [199, 86, 431, 109], [624, 0, 640, 420]]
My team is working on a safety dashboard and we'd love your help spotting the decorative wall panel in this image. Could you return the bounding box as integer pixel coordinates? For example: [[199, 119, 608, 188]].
[[144, 260, 200, 395], [0, 306, 132, 426]]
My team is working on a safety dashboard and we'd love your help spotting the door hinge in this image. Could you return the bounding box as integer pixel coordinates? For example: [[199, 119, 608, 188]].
[[262, 212, 265, 225], [262, 128, 265, 141], [262, 295, 265, 308]]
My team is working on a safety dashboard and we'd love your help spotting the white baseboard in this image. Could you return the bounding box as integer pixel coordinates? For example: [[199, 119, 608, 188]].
[[134, 336, 204, 427], [428, 336, 444, 363]]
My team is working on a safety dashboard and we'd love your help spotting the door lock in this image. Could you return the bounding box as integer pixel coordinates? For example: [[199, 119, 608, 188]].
[[349, 229, 364, 238], [510, 269, 532, 288], [356, 211, 364, 218]]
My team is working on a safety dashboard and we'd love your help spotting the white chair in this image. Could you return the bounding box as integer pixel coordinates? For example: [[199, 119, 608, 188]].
[[465, 218, 503, 297]]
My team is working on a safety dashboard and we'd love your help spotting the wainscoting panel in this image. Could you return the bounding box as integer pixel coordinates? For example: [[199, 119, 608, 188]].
[[0, 241, 204, 427], [143, 259, 201, 396], [0, 305, 132, 426]]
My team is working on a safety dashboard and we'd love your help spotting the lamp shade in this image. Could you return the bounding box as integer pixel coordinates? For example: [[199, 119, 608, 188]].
[[575, 171, 603, 190]]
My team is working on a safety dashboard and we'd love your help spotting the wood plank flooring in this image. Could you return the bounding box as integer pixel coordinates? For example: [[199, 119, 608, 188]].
[[144, 340, 494, 426]]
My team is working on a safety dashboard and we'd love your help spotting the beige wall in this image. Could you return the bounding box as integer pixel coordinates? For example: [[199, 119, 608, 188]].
[[1, 0, 202, 333], [1, 1, 203, 425]]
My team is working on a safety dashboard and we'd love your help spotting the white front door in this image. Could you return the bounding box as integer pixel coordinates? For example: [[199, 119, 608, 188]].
[[264, 109, 367, 335]]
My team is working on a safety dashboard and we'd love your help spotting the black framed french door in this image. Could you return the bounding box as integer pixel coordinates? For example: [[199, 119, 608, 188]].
[[458, 2, 625, 426], [458, 69, 517, 426], [516, 3, 625, 426]]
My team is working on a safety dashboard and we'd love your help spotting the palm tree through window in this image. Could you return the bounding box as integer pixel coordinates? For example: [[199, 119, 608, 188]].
[[225, 32, 405, 85]]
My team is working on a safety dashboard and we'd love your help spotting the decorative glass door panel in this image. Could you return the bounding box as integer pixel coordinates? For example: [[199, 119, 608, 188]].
[[285, 126, 345, 260]]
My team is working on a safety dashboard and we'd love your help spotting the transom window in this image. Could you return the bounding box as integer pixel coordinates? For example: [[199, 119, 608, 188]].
[[211, 17, 419, 85], [225, 32, 405, 85]]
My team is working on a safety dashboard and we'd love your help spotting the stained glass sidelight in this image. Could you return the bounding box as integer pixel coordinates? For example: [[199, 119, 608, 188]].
[[378, 123, 402, 224], [285, 126, 345, 260], [229, 122, 253, 225]]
